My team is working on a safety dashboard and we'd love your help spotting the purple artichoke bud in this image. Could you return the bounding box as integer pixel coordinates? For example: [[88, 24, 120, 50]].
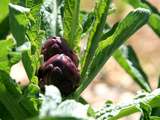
[[42, 36, 79, 66], [38, 54, 80, 96]]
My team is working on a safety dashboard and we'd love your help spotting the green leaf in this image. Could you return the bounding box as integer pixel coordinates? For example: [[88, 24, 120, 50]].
[[10, 3, 44, 81], [0, 0, 9, 22], [139, 102, 152, 120], [157, 75, 160, 88], [10, 0, 43, 8], [21, 50, 34, 79], [0, 71, 29, 120], [96, 89, 160, 120], [63, 0, 82, 51], [78, 96, 88, 104], [80, 3, 116, 38], [9, 3, 30, 46], [0, 38, 21, 73], [150, 116, 160, 120], [40, 85, 91, 120], [125, 0, 149, 8], [29, 116, 84, 120], [75, 8, 150, 97], [140, 0, 159, 15], [125, 0, 160, 37], [113, 45, 151, 92], [81, 11, 95, 36], [0, 102, 13, 120], [148, 13, 160, 37], [21, 0, 43, 8], [87, 106, 96, 118], [25, 4, 44, 81], [0, 71, 39, 120], [0, 0, 9, 39], [81, 0, 111, 76], [151, 107, 160, 117]]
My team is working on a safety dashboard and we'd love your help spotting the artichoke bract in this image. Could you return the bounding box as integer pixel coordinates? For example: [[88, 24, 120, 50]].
[[38, 54, 80, 96], [42, 36, 79, 66]]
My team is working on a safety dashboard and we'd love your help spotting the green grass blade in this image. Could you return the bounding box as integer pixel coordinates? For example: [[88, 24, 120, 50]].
[[75, 8, 150, 97], [114, 45, 151, 92]]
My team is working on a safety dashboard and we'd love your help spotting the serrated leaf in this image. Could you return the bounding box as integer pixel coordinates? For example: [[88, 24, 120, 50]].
[[81, 0, 111, 76], [9, 3, 44, 81], [75, 8, 150, 96], [0, 38, 21, 73], [40, 85, 91, 120], [0, 71, 29, 120], [96, 89, 160, 120], [9, 3, 30, 46], [113, 45, 151, 92], [125, 0, 160, 37], [0, 71, 39, 120], [63, 0, 82, 51]]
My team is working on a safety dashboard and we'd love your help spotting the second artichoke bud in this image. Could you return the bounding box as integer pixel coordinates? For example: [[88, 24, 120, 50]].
[[41, 36, 79, 66], [38, 54, 80, 96]]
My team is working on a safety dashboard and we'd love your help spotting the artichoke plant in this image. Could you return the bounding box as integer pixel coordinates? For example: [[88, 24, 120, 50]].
[[38, 37, 80, 96]]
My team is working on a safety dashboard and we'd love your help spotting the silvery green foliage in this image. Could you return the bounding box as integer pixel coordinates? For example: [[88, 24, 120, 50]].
[[96, 89, 160, 120], [40, 85, 91, 120], [40, 0, 63, 37], [55, 100, 89, 119], [40, 0, 57, 37], [40, 85, 62, 117]]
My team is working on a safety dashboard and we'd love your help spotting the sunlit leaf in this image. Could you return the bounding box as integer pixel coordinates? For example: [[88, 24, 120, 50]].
[[9, 3, 30, 46], [114, 45, 151, 92], [75, 8, 150, 96], [0, 0, 9, 39], [81, 0, 111, 76], [96, 89, 160, 120], [63, 0, 82, 51], [125, 0, 160, 37]]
